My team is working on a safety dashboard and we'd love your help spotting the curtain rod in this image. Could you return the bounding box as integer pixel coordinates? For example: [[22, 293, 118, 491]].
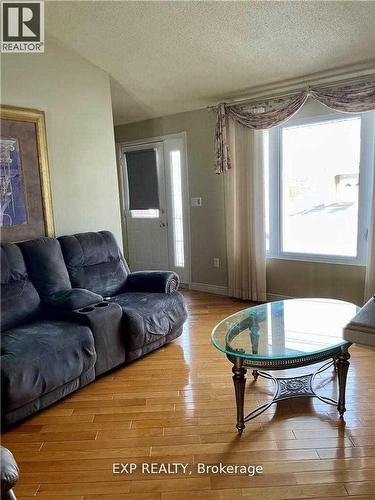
[[207, 71, 375, 110]]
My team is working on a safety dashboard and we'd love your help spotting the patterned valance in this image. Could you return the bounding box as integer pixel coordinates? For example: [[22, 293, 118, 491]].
[[214, 79, 375, 174]]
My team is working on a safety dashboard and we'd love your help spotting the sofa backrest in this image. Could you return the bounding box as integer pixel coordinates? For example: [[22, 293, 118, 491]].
[[58, 231, 129, 297], [19, 237, 72, 298], [1, 243, 41, 331]]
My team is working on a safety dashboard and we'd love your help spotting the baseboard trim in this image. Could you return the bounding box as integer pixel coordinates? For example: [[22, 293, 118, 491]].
[[267, 293, 296, 301], [188, 285, 296, 301], [189, 282, 229, 296]]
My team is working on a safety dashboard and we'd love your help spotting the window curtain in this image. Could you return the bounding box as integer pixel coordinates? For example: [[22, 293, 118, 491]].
[[225, 121, 266, 301], [215, 77, 375, 302], [215, 79, 375, 174]]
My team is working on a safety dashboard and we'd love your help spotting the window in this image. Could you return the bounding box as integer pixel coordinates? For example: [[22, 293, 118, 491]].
[[266, 112, 374, 264], [130, 209, 159, 218], [125, 148, 160, 218], [170, 150, 184, 267]]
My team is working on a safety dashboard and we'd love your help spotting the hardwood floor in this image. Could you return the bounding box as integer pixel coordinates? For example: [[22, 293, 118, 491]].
[[2, 290, 375, 500]]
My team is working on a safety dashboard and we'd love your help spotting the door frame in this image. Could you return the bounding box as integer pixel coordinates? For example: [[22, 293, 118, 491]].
[[117, 132, 191, 285]]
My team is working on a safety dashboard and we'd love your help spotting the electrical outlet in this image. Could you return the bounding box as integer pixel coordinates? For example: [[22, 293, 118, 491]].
[[191, 197, 202, 207], [213, 257, 220, 268]]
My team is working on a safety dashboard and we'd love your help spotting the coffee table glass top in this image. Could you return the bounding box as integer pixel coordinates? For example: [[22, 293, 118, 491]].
[[212, 298, 359, 360]]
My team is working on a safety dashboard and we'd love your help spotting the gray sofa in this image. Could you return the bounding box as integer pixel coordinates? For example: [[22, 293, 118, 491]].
[[1, 231, 187, 428], [1, 242, 97, 428], [58, 231, 187, 362]]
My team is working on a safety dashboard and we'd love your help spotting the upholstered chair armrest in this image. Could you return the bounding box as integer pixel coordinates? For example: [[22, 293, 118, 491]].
[[44, 288, 103, 311], [124, 271, 180, 294]]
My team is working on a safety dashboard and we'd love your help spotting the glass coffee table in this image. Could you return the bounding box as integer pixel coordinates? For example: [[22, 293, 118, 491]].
[[211, 298, 359, 433]]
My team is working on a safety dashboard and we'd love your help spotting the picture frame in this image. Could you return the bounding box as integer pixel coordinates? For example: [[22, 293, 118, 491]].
[[0, 105, 55, 242]]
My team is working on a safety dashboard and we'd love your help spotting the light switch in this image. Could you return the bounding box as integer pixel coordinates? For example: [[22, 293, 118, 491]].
[[191, 197, 202, 207]]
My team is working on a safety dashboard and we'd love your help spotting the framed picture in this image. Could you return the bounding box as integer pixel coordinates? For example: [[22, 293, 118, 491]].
[[0, 105, 54, 242]]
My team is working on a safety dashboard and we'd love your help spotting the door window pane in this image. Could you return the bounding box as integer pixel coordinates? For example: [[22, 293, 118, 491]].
[[126, 149, 160, 210], [170, 150, 184, 267], [130, 209, 159, 219], [281, 117, 361, 256]]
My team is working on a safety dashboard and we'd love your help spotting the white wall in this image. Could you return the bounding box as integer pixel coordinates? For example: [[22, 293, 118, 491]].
[[1, 37, 122, 245]]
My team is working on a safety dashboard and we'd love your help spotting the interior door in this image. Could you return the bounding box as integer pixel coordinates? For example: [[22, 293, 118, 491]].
[[122, 142, 170, 271]]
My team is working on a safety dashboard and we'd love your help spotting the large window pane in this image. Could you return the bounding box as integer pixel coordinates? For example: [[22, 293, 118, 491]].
[[281, 117, 361, 257]]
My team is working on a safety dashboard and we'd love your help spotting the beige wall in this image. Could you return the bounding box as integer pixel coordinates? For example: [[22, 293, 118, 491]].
[[266, 259, 365, 305], [115, 109, 228, 287], [115, 101, 366, 305], [1, 37, 123, 245]]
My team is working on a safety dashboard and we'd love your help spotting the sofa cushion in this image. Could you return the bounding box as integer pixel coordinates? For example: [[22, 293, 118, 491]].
[[1, 243, 41, 331], [59, 231, 130, 297], [1, 321, 96, 412], [109, 291, 187, 351], [19, 237, 71, 298]]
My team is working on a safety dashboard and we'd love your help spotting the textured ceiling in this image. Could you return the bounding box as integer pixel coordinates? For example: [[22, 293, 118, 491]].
[[46, 1, 375, 125]]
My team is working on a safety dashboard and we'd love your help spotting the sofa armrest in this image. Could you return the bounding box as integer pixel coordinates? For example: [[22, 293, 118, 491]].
[[343, 298, 375, 348], [72, 302, 125, 375], [54, 302, 125, 376], [44, 288, 103, 311], [1, 447, 19, 499], [124, 271, 180, 294]]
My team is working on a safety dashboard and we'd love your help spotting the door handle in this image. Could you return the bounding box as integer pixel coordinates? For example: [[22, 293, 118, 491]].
[[160, 222, 166, 228]]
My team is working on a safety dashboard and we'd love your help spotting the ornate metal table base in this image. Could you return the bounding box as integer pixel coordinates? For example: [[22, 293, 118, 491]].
[[244, 360, 339, 422], [229, 345, 351, 434]]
